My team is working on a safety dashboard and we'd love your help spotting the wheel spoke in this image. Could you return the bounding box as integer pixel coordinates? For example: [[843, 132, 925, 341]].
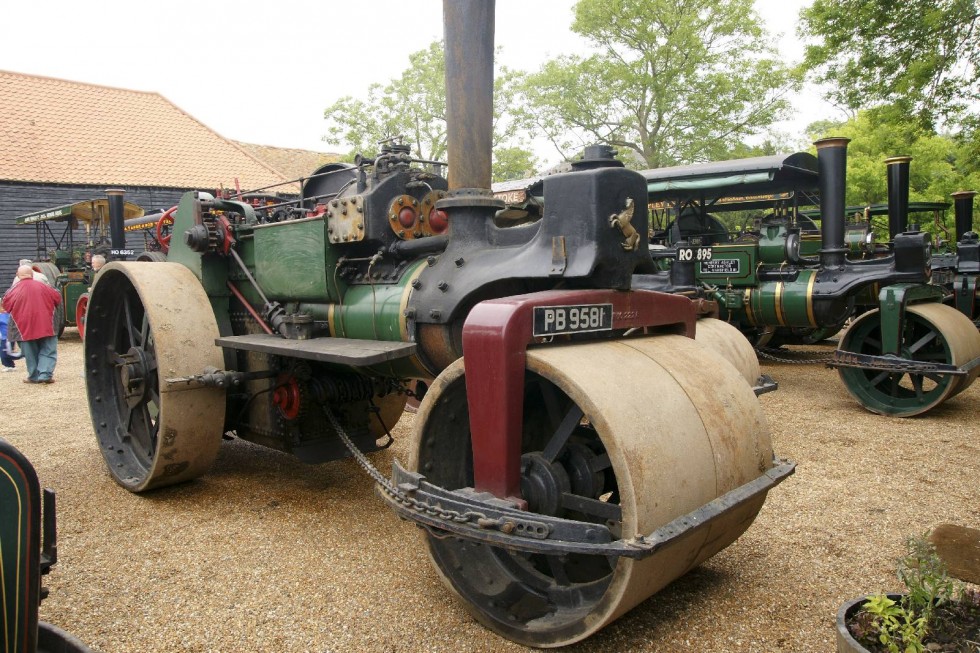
[[911, 375, 924, 399], [536, 379, 564, 428], [546, 556, 571, 586], [862, 336, 882, 352], [125, 403, 154, 457], [122, 293, 139, 346], [868, 371, 890, 387], [907, 330, 937, 355], [561, 492, 622, 522], [139, 405, 158, 455], [140, 313, 150, 349], [541, 405, 584, 463]]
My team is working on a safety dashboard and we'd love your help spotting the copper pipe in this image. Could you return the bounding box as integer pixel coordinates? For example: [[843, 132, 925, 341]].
[[226, 281, 274, 335]]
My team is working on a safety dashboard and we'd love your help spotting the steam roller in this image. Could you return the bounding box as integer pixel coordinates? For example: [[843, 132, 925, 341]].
[[80, 0, 794, 646], [408, 332, 772, 646]]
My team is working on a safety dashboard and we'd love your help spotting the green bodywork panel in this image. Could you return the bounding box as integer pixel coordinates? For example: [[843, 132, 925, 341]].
[[714, 268, 819, 329], [163, 193, 240, 338], [332, 260, 426, 378], [252, 217, 345, 303], [0, 439, 40, 653], [877, 283, 946, 353], [63, 280, 87, 324]]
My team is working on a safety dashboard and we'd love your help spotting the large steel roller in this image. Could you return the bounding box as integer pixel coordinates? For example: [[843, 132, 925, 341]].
[[84, 262, 227, 491], [836, 302, 980, 416], [693, 316, 762, 385], [410, 335, 773, 647]]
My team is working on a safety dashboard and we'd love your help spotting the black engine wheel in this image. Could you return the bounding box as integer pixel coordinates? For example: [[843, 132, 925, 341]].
[[85, 262, 226, 491]]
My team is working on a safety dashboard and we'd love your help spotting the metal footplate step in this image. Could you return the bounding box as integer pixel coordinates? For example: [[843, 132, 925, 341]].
[[215, 334, 417, 366], [829, 351, 980, 376], [382, 458, 796, 559]]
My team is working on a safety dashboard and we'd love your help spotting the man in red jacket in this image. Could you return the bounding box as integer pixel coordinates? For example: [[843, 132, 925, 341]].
[[2, 265, 62, 384]]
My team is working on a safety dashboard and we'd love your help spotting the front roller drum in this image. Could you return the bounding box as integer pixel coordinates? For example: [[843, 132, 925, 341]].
[[836, 303, 980, 417], [410, 335, 775, 647], [693, 317, 761, 385], [84, 262, 227, 491]]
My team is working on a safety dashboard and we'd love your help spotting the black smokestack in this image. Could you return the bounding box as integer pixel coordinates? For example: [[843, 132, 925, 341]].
[[952, 190, 977, 241], [106, 189, 126, 255], [443, 0, 495, 191], [815, 137, 850, 268], [885, 156, 911, 239]]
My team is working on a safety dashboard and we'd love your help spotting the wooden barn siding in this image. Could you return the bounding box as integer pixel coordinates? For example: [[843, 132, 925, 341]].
[[0, 182, 189, 284]]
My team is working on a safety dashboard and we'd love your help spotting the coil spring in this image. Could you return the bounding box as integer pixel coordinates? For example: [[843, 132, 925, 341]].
[[308, 375, 388, 404]]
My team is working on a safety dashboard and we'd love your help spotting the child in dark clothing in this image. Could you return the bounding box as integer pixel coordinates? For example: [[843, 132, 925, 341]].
[[0, 302, 23, 371]]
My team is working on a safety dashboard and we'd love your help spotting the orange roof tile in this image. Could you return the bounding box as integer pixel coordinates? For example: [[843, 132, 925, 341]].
[[233, 141, 340, 183], [0, 70, 291, 190]]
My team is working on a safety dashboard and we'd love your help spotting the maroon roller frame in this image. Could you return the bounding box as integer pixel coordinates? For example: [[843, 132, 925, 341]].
[[461, 289, 698, 501]]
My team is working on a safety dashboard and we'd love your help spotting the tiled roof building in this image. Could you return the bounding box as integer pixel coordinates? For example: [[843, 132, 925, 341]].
[[0, 70, 289, 189], [233, 141, 340, 184], [0, 70, 335, 282]]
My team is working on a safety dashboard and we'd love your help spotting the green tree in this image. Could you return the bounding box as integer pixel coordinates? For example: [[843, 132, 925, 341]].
[[514, 0, 798, 169], [799, 0, 980, 128], [323, 41, 537, 182], [807, 108, 980, 236]]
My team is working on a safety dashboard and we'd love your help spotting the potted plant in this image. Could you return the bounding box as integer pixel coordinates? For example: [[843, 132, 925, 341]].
[[836, 532, 980, 652]]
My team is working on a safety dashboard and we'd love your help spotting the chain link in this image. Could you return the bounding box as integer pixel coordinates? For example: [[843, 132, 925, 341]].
[[754, 347, 835, 365], [320, 404, 510, 530]]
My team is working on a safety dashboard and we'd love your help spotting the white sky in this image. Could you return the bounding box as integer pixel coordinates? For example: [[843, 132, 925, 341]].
[[0, 0, 841, 169]]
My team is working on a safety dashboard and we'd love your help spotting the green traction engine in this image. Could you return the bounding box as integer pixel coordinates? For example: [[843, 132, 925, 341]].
[[647, 141, 980, 417], [80, 1, 798, 647]]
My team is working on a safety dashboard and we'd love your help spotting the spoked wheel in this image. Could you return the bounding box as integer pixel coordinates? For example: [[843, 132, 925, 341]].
[[84, 262, 226, 492], [75, 293, 89, 341], [411, 335, 774, 647], [837, 303, 980, 417]]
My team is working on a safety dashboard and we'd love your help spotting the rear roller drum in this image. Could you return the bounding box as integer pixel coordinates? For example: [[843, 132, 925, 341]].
[[84, 262, 226, 492], [411, 335, 774, 647], [837, 303, 980, 417]]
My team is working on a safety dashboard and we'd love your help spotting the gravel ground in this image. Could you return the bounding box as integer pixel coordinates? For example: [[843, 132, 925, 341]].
[[2, 329, 977, 653]]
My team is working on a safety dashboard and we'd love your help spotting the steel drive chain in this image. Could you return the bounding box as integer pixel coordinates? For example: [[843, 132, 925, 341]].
[[754, 347, 835, 365], [320, 404, 510, 531]]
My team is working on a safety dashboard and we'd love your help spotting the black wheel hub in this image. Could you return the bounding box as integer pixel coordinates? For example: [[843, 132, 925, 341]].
[[564, 442, 607, 498], [116, 346, 150, 408], [520, 452, 571, 516]]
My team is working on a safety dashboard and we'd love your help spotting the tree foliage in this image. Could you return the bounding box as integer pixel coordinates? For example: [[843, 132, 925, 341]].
[[799, 0, 980, 128], [322, 41, 536, 182], [512, 0, 798, 169], [807, 108, 980, 235]]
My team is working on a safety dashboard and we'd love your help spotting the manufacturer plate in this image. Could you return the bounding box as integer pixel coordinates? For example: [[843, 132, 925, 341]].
[[700, 258, 740, 274], [533, 304, 613, 337]]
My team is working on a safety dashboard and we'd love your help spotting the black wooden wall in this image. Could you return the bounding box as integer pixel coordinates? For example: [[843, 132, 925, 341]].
[[0, 182, 190, 286]]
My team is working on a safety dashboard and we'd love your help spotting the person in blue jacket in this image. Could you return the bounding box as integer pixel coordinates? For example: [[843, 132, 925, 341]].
[[0, 300, 23, 372]]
